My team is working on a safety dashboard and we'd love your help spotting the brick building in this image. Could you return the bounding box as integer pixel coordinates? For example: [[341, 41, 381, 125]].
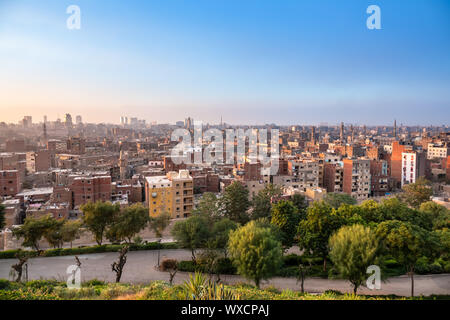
[[343, 158, 371, 200], [0, 170, 21, 197]]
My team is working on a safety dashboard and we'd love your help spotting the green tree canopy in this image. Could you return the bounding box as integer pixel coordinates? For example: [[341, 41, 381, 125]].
[[419, 201, 450, 230], [13, 214, 59, 251], [192, 192, 221, 221], [290, 194, 309, 219], [61, 220, 83, 248], [297, 201, 346, 271], [376, 220, 440, 296], [329, 224, 381, 294], [323, 193, 357, 209], [107, 203, 149, 243], [270, 200, 300, 249], [220, 181, 250, 224], [228, 220, 283, 288], [251, 184, 282, 220], [43, 218, 66, 249], [81, 201, 120, 245], [149, 211, 171, 239], [399, 177, 432, 209], [210, 218, 238, 256], [171, 215, 211, 262]]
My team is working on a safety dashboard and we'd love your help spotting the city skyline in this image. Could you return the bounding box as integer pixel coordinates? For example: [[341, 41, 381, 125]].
[[1, 0, 449, 125]]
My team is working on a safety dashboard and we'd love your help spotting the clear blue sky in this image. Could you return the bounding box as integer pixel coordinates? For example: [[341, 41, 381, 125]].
[[0, 0, 449, 125]]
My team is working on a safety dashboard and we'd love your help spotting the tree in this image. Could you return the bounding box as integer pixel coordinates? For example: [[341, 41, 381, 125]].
[[270, 200, 300, 249], [297, 201, 344, 272], [107, 204, 149, 243], [61, 220, 83, 248], [0, 204, 5, 230], [228, 220, 283, 288], [329, 224, 381, 294], [149, 211, 171, 267], [220, 181, 250, 224], [193, 193, 221, 221], [251, 184, 282, 219], [376, 220, 440, 297], [399, 177, 432, 209], [323, 193, 356, 209], [171, 215, 210, 262], [419, 201, 450, 230], [297, 259, 313, 293], [149, 212, 171, 239], [161, 259, 178, 285], [81, 201, 120, 245], [111, 245, 129, 283], [291, 194, 309, 219], [11, 251, 29, 282], [43, 218, 66, 248], [210, 218, 238, 257], [13, 215, 58, 252]]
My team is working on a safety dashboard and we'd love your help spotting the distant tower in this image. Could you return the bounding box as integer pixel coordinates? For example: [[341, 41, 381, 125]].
[[65, 113, 73, 128], [311, 126, 316, 144], [43, 122, 48, 143], [393, 120, 397, 138], [363, 125, 367, 136], [340, 122, 344, 142], [350, 125, 354, 142], [119, 150, 128, 180]]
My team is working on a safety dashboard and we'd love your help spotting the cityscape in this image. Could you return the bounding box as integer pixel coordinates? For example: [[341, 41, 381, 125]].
[[0, 0, 449, 311]]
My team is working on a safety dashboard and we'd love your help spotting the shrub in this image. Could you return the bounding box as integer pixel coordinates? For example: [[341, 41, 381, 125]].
[[161, 259, 178, 272], [177, 260, 203, 273], [214, 258, 237, 275]]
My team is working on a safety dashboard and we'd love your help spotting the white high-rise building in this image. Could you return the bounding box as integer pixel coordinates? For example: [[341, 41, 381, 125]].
[[401, 152, 417, 186]]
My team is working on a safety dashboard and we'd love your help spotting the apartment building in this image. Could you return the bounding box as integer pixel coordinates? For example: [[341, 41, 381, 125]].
[[427, 143, 448, 160], [26, 150, 51, 173], [0, 170, 21, 197], [69, 175, 112, 208], [145, 170, 193, 218], [343, 158, 371, 200], [288, 160, 319, 191], [401, 152, 418, 186], [323, 162, 344, 193], [370, 159, 389, 196]]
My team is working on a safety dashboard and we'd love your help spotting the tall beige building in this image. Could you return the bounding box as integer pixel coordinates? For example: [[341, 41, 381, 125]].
[[145, 170, 193, 218]]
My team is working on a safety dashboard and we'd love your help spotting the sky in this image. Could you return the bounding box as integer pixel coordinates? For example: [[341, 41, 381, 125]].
[[0, 0, 449, 126]]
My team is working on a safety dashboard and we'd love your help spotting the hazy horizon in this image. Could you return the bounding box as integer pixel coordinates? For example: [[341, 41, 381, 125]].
[[1, 0, 449, 126]]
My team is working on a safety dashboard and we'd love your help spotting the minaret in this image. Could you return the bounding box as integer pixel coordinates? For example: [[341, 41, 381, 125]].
[[119, 150, 128, 180], [350, 124, 354, 142], [340, 122, 344, 142], [43, 123, 47, 142], [311, 126, 316, 144], [394, 120, 397, 139]]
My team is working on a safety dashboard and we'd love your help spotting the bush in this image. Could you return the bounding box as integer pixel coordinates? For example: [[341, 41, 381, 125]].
[[83, 279, 106, 287], [214, 258, 237, 275], [0, 242, 179, 260], [25, 280, 62, 291], [161, 259, 178, 272], [283, 254, 302, 267], [0, 279, 12, 290], [177, 260, 203, 273]]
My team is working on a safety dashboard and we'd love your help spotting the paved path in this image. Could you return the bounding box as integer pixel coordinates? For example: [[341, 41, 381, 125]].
[[1, 249, 449, 296]]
